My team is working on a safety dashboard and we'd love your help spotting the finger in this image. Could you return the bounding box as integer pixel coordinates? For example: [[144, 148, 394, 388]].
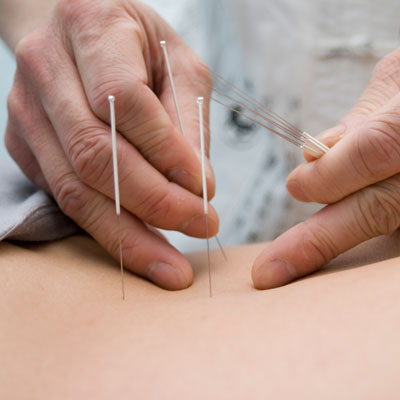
[[23, 110, 194, 290], [252, 173, 400, 289], [56, 1, 214, 197], [287, 94, 400, 204], [23, 38, 218, 238]]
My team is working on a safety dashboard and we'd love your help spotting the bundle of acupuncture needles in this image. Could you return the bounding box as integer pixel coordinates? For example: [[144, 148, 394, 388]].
[[210, 72, 329, 159]]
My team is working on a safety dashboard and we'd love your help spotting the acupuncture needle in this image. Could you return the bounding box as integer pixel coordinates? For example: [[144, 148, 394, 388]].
[[160, 40, 227, 262], [108, 95, 125, 301], [197, 96, 212, 297], [160, 40, 186, 137]]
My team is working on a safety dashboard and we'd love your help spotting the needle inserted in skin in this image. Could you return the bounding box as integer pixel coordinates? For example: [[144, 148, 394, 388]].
[[197, 97, 212, 297], [160, 40, 186, 137], [108, 95, 125, 301]]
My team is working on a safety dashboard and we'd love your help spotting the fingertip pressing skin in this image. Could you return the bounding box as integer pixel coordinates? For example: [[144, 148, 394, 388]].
[[251, 207, 337, 291], [252, 256, 298, 290], [136, 228, 194, 290], [146, 260, 193, 290]]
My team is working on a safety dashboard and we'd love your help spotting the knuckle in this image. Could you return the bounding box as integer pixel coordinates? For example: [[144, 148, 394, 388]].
[[301, 220, 339, 266], [15, 31, 55, 94], [135, 184, 173, 226], [89, 74, 147, 123], [67, 125, 113, 188], [52, 172, 88, 219], [138, 122, 173, 158], [15, 32, 47, 75], [352, 122, 400, 180], [89, 75, 127, 118], [15, 34, 37, 66], [52, 171, 107, 232], [355, 184, 400, 237]]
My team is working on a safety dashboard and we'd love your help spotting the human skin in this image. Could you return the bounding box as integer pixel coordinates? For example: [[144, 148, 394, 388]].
[[1, 0, 217, 291], [1, 233, 400, 399]]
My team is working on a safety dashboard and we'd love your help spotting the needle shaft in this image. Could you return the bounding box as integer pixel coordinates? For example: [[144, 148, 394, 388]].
[[205, 214, 212, 298], [197, 96, 212, 297], [117, 213, 125, 300], [109, 95, 125, 300], [160, 41, 186, 136]]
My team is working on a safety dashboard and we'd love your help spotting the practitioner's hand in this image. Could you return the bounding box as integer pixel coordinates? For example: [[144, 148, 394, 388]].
[[4, 0, 217, 290], [253, 48, 400, 289]]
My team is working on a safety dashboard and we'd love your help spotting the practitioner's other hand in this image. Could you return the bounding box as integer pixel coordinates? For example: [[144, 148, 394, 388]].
[[253, 48, 400, 289], [4, 0, 217, 290]]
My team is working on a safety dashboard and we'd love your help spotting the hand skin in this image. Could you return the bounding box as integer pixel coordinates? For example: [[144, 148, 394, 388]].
[[253, 48, 400, 289], [1, 0, 218, 290]]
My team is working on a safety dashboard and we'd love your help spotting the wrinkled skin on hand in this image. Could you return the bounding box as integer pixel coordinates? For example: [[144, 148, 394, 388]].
[[5, 0, 218, 290], [253, 48, 400, 289]]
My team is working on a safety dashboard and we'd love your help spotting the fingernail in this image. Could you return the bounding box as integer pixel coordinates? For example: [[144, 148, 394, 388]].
[[286, 179, 311, 202], [146, 262, 189, 290], [254, 259, 298, 290], [166, 168, 201, 194], [181, 215, 216, 237]]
